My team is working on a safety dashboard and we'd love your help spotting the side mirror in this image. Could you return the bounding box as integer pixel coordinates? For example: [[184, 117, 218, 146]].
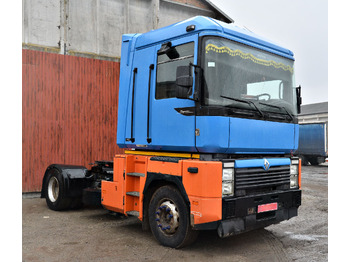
[[296, 85, 302, 114], [176, 65, 193, 99], [157, 42, 179, 60]]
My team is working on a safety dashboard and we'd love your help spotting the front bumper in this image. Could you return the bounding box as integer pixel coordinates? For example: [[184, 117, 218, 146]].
[[217, 190, 301, 238]]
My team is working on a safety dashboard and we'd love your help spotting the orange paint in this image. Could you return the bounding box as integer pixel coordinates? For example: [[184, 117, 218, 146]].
[[182, 160, 222, 198], [189, 196, 222, 224], [124, 155, 148, 220], [101, 181, 123, 213], [102, 154, 223, 225], [182, 160, 222, 224], [147, 158, 183, 176]]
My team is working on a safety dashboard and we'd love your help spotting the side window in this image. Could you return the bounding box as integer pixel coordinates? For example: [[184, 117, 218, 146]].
[[156, 42, 194, 99]]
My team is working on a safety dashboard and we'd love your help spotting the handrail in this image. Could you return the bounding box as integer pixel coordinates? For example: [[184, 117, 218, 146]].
[[126, 67, 138, 143]]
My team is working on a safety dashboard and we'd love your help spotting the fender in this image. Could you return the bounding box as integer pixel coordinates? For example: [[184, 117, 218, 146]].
[[143, 172, 190, 205], [41, 164, 88, 198], [141, 172, 190, 231]]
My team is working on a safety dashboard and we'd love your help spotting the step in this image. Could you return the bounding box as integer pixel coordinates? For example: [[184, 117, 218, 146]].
[[126, 191, 140, 197], [126, 172, 145, 177], [126, 211, 140, 217]]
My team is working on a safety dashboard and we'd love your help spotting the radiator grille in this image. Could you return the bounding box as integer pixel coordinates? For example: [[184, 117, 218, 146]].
[[235, 166, 290, 196]]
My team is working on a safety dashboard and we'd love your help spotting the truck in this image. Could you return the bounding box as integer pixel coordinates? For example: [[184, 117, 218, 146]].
[[41, 16, 302, 248], [297, 123, 328, 165]]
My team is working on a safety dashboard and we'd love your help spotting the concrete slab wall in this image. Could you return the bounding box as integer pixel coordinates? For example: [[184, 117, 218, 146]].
[[22, 0, 61, 48], [22, 0, 221, 59], [159, 0, 213, 28]]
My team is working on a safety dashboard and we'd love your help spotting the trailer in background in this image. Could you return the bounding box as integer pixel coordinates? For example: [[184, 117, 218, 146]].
[[297, 123, 328, 165]]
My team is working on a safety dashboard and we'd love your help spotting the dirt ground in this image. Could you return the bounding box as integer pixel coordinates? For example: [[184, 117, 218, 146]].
[[22, 165, 328, 262]]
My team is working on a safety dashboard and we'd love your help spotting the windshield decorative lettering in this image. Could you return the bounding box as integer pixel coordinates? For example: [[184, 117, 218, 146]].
[[205, 43, 293, 74]]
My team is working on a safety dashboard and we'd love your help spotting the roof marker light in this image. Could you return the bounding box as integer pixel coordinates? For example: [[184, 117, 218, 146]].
[[186, 25, 195, 32]]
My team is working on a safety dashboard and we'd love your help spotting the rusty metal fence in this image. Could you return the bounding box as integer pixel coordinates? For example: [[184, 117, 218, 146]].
[[22, 49, 124, 192]]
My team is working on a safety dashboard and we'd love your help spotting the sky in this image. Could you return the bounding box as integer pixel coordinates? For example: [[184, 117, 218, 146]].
[[210, 0, 328, 105]]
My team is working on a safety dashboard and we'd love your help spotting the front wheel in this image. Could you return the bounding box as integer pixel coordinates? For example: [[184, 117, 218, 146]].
[[43, 168, 72, 211], [148, 186, 198, 248]]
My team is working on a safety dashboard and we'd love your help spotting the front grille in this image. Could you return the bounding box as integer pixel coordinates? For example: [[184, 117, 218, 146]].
[[235, 166, 290, 196]]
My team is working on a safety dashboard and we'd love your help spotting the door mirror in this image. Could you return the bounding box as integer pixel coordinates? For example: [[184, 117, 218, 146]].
[[296, 85, 302, 114], [176, 65, 193, 99], [157, 42, 179, 60]]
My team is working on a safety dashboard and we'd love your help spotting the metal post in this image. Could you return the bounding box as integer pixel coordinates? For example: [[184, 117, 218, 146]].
[[125, 0, 129, 33], [59, 0, 68, 55]]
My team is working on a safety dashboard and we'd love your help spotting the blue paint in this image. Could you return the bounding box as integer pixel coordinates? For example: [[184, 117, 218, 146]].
[[235, 158, 291, 169], [196, 116, 229, 153], [227, 118, 297, 154], [116, 16, 297, 154], [135, 16, 294, 60]]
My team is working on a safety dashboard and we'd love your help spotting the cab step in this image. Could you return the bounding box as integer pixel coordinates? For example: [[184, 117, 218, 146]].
[[126, 191, 140, 197], [126, 172, 145, 177], [126, 211, 140, 217]]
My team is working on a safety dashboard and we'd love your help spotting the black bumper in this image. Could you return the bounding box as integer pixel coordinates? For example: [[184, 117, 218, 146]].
[[217, 190, 301, 238]]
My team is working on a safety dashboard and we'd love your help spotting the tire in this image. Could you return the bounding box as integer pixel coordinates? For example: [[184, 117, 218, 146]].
[[148, 185, 198, 248], [309, 157, 322, 166], [300, 156, 309, 166], [43, 168, 72, 211]]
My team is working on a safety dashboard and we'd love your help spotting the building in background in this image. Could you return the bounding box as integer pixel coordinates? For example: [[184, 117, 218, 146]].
[[22, 0, 232, 60], [298, 101, 328, 124], [22, 0, 232, 192]]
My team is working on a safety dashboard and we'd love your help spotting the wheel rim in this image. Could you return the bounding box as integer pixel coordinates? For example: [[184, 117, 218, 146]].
[[155, 200, 179, 235], [48, 176, 59, 202]]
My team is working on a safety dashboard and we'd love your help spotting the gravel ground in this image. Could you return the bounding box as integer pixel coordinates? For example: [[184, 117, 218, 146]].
[[22, 164, 328, 261]]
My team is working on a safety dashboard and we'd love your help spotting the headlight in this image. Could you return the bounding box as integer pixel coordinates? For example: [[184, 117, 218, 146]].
[[290, 165, 298, 175], [222, 162, 234, 196], [290, 158, 300, 189], [222, 168, 233, 181], [222, 182, 233, 196], [290, 175, 298, 188]]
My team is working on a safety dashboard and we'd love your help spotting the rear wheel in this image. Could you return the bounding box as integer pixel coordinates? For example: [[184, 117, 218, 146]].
[[148, 185, 198, 248], [43, 168, 72, 211], [300, 156, 309, 166], [309, 157, 324, 166]]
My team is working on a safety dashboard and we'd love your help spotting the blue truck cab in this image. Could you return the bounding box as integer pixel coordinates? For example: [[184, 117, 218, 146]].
[[117, 16, 301, 154]]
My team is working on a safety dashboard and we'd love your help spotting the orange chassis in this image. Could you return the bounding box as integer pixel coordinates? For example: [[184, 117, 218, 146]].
[[101, 150, 222, 227]]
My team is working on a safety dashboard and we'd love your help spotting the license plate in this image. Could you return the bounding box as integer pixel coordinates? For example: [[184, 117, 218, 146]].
[[257, 202, 278, 213]]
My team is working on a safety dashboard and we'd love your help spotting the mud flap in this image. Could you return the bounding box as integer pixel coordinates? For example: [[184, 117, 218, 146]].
[[217, 218, 245, 238]]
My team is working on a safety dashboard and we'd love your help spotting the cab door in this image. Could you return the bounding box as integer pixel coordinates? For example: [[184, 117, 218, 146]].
[[148, 36, 198, 152], [125, 45, 157, 146]]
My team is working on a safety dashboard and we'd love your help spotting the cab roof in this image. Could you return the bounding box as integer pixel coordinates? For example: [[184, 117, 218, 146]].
[[129, 16, 294, 60]]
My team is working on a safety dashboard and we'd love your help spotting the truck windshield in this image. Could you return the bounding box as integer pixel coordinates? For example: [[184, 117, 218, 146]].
[[202, 37, 297, 116]]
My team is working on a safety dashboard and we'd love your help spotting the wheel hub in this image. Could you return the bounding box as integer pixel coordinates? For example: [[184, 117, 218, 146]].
[[155, 200, 179, 235], [48, 176, 59, 202]]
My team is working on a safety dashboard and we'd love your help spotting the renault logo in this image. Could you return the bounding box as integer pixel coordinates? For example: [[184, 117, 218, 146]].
[[263, 159, 270, 170]]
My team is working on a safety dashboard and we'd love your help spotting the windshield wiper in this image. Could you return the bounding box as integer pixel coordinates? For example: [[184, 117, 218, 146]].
[[258, 101, 293, 120], [221, 95, 264, 118]]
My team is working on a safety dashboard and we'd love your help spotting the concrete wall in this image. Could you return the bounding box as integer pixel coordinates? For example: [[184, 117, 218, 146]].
[[22, 0, 61, 48], [22, 0, 222, 59], [158, 0, 213, 28]]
